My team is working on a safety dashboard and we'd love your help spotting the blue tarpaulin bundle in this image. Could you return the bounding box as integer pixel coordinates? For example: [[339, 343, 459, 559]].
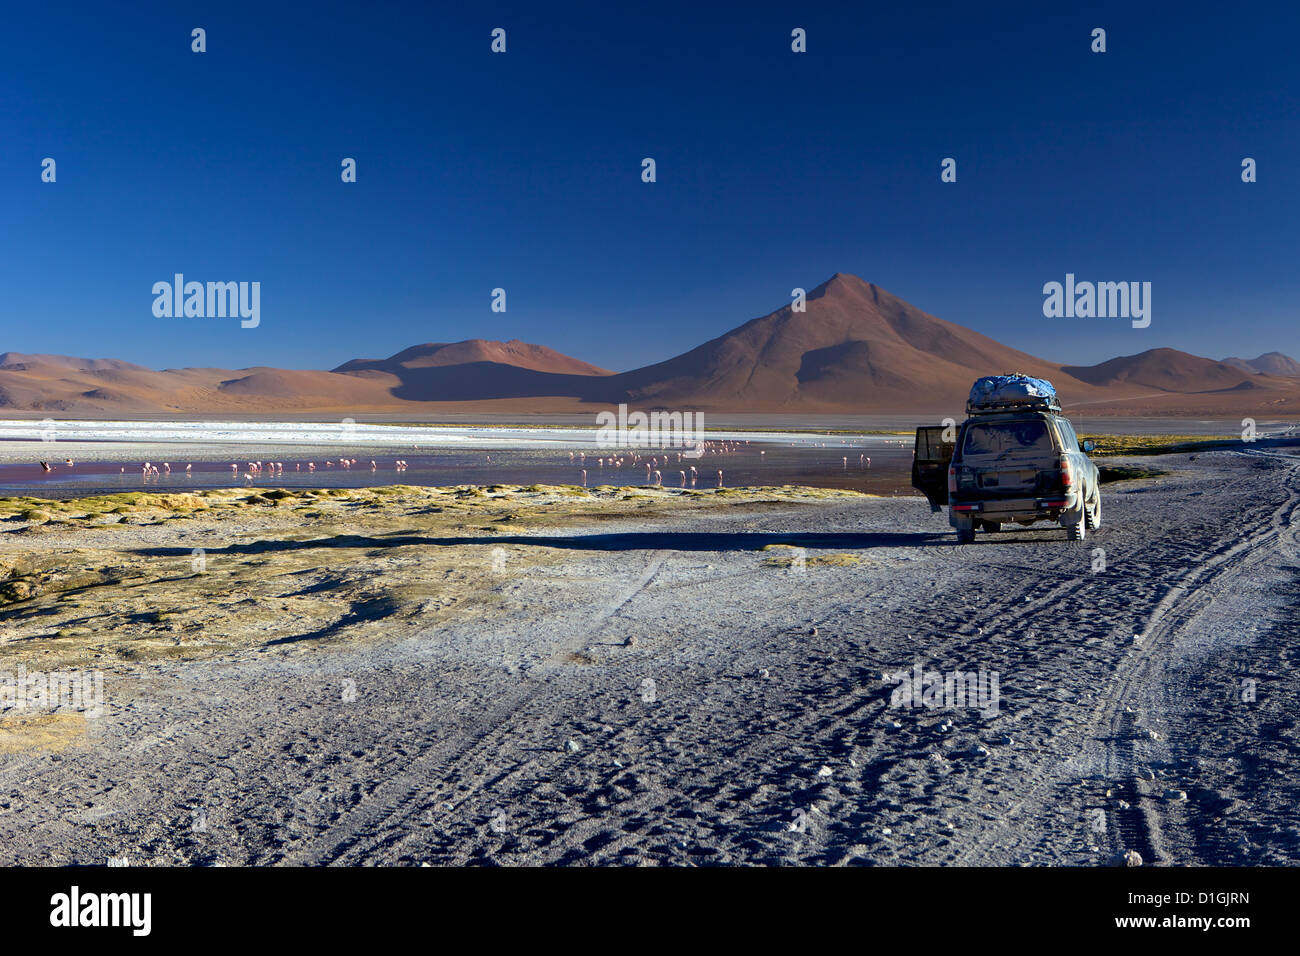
[[968, 374, 1059, 410]]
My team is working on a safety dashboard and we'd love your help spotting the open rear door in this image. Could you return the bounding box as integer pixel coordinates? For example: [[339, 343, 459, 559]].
[[911, 426, 955, 512]]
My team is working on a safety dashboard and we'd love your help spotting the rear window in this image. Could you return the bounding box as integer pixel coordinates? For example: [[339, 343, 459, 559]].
[[915, 427, 954, 461], [962, 420, 1054, 457]]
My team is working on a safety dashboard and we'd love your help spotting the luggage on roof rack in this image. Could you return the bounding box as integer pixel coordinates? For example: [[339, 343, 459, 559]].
[[966, 374, 1061, 415]]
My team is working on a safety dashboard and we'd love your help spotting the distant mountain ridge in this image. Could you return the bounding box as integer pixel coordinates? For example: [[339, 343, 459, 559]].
[[0, 352, 150, 373], [334, 339, 610, 376], [3, 275, 1299, 416], [1221, 352, 1300, 377]]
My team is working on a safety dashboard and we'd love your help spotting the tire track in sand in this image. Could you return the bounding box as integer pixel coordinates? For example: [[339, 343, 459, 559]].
[[283, 551, 668, 865]]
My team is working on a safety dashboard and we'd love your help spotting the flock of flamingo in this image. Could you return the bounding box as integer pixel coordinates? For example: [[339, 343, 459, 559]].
[[568, 439, 870, 487], [38, 457, 411, 484], [34, 436, 882, 490]]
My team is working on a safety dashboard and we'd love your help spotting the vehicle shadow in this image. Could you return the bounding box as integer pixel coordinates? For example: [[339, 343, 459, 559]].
[[132, 529, 951, 559]]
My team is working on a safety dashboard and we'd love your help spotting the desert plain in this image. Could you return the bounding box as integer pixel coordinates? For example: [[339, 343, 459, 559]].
[[0, 427, 1297, 865]]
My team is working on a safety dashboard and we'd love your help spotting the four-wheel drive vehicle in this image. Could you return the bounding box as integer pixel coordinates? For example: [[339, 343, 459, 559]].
[[912, 375, 1102, 544]]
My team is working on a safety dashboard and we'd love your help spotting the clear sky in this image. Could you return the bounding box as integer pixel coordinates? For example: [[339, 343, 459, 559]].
[[2, 1, 1296, 372]]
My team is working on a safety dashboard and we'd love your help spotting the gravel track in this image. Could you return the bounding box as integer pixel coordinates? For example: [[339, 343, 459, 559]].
[[1, 446, 1297, 866]]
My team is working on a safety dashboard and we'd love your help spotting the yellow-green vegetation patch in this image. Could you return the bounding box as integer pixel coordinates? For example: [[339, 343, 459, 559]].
[[0, 491, 214, 520], [0, 480, 882, 669], [0, 711, 89, 754], [808, 553, 862, 567], [1079, 434, 1238, 457], [0, 555, 123, 607]]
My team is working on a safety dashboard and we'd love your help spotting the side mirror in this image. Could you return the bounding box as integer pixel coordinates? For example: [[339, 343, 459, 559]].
[[1081, 440, 1095, 452]]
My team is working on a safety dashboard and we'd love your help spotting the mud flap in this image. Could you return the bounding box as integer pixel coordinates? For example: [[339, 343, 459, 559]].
[[1059, 499, 1086, 527]]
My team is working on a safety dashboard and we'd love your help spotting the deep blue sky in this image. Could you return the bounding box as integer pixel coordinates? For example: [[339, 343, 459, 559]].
[[2, 1, 1296, 372]]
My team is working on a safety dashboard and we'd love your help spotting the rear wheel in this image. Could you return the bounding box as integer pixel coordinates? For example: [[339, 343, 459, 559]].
[[1085, 486, 1101, 530], [1067, 519, 1086, 541], [983, 520, 1002, 533], [956, 528, 975, 545]]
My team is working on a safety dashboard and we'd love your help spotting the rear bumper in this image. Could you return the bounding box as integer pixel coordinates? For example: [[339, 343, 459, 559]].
[[949, 492, 1082, 527]]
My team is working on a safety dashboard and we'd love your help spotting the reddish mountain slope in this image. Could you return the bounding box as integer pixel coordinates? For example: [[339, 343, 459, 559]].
[[3, 278, 1298, 416], [335, 339, 610, 375], [601, 274, 1109, 411], [1062, 348, 1257, 393], [1221, 352, 1300, 377]]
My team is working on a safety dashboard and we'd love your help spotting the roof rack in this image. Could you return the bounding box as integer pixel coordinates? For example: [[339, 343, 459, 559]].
[[966, 396, 1062, 416]]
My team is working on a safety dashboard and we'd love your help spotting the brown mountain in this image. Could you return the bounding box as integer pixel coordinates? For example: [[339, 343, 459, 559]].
[[335, 339, 609, 375], [1221, 352, 1300, 377], [598, 273, 1111, 411], [1062, 348, 1257, 393], [330, 339, 612, 402], [0, 352, 150, 373], [3, 275, 1299, 416]]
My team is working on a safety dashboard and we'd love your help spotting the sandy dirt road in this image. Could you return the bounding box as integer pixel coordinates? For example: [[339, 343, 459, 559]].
[[1, 445, 1297, 866]]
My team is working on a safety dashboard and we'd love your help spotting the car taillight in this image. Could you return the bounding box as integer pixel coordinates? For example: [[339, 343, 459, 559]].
[[948, 464, 957, 493], [1059, 457, 1074, 488]]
